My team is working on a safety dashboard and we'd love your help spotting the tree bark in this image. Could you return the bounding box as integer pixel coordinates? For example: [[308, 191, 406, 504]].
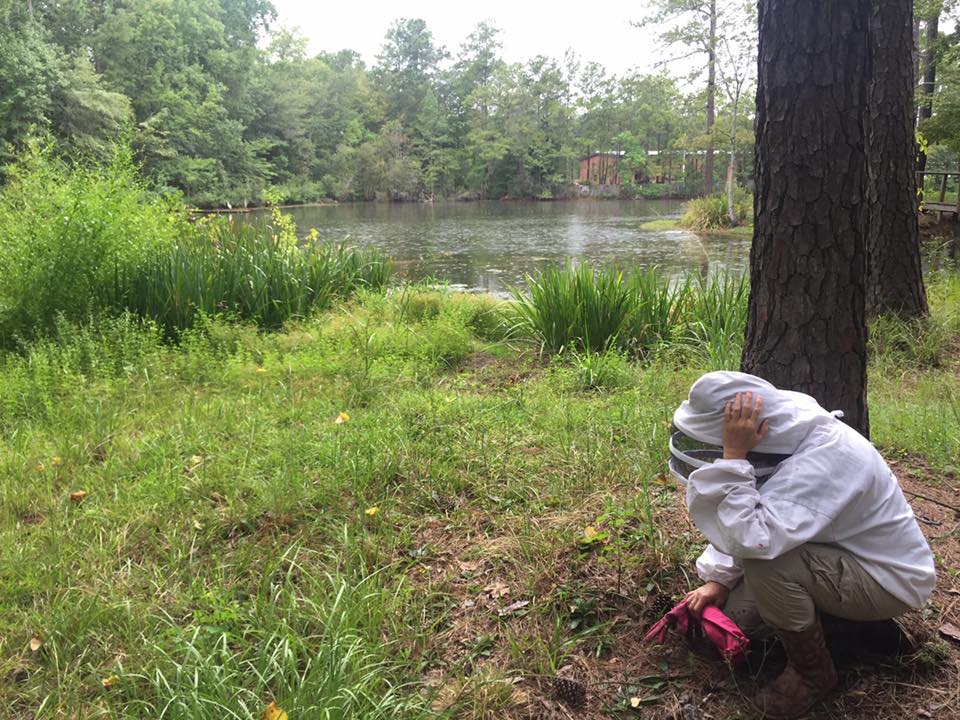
[[705, 0, 717, 195], [742, 0, 871, 436], [916, 9, 939, 172], [866, 0, 928, 319]]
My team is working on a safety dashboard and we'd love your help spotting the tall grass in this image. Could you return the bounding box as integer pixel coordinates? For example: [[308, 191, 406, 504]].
[[511, 264, 749, 365], [0, 143, 185, 345], [0, 144, 392, 343], [681, 188, 752, 231], [120, 220, 392, 335]]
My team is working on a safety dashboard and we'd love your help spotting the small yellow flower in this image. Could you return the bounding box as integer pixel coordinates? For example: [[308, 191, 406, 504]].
[[256, 367, 266, 373], [52, 456, 63, 466], [365, 506, 380, 517], [335, 411, 350, 425], [583, 526, 598, 540]]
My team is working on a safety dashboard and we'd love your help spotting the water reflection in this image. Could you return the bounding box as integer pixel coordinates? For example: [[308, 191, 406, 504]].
[[237, 200, 751, 295]]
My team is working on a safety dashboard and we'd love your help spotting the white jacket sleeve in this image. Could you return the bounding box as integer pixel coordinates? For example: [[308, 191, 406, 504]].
[[695, 544, 743, 588], [686, 458, 835, 560]]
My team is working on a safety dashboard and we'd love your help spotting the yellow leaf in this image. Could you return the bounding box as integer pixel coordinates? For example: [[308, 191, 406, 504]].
[[51, 456, 62, 466], [29, 636, 42, 652], [101, 675, 119, 689], [261, 701, 289, 720], [335, 411, 350, 424], [365, 506, 380, 517], [35, 462, 45, 473], [630, 696, 641, 708], [256, 367, 266, 373], [69, 490, 88, 504], [583, 526, 598, 540], [190, 455, 204, 466]]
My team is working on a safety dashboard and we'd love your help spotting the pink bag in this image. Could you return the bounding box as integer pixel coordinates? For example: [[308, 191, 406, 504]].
[[644, 600, 750, 665]]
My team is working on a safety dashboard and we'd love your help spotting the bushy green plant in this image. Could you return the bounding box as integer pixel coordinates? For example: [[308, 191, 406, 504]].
[[571, 348, 634, 391], [0, 143, 186, 345], [122, 220, 393, 335], [510, 264, 749, 365], [681, 188, 752, 231], [511, 263, 634, 354]]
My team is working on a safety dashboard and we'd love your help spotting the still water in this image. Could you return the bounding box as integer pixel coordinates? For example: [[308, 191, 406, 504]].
[[240, 200, 749, 296]]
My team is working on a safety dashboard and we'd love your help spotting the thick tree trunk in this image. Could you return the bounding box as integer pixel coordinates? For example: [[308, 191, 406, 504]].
[[705, 0, 717, 196], [916, 10, 939, 172], [866, 0, 928, 319], [742, 0, 871, 436]]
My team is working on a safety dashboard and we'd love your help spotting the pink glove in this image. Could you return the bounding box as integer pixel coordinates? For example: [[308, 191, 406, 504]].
[[644, 600, 750, 665]]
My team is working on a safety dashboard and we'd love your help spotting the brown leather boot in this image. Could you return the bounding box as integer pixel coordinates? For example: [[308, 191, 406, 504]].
[[753, 617, 839, 719]]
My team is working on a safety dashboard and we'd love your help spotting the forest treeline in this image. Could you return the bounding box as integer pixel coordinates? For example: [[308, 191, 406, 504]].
[[3, 1, 960, 208], [0, 0, 751, 207]]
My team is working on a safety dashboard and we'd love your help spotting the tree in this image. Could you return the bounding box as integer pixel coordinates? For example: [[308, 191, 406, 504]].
[[636, 0, 721, 195], [742, 0, 872, 435], [866, 0, 929, 318], [915, 0, 944, 171], [715, 18, 756, 225]]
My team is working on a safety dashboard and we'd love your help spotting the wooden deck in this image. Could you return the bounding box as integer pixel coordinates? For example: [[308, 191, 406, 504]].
[[918, 171, 960, 220]]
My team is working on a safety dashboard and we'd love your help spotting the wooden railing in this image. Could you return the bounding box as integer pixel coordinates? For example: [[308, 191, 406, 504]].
[[917, 171, 960, 218]]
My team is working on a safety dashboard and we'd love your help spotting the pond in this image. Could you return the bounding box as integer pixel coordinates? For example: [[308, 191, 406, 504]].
[[238, 199, 749, 296]]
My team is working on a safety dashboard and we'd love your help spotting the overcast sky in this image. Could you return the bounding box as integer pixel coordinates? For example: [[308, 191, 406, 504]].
[[269, 0, 670, 76]]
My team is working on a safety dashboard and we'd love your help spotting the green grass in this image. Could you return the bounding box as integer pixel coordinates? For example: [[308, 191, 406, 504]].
[[640, 218, 754, 237], [510, 264, 747, 365], [0, 273, 956, 717]]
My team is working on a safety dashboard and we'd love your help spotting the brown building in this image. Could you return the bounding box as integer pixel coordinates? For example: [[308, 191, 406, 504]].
[[578, 152, 651, 185]]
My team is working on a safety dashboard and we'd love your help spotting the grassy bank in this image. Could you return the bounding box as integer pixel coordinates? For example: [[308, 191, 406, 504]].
[[640, 217, 754, 237], [0, 269, 957, 718]]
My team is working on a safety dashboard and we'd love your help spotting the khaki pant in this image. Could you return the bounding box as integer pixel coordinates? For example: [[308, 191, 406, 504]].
[[723, 543, 912, 635]]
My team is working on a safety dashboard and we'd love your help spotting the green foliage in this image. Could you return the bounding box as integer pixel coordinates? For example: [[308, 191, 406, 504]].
[[681, 189, 752, 230], [0, 276, 955, 716], [0, 147, 391, 343], [0, 143, 185, 344], [511, 264, 749, 365]]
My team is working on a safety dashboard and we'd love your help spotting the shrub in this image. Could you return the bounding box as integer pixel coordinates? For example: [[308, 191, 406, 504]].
[[511, 263, 634, 354], [0, 143, 186, 346], [681, 188, 752, 231], [510, 264, 749, 365]]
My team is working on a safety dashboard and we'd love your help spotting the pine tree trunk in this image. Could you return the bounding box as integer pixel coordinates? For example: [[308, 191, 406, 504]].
[[917, 10, 939, 172], [866, 0, 928, 319], [742, 0, 871, 436], [704, 0, 717, 196]]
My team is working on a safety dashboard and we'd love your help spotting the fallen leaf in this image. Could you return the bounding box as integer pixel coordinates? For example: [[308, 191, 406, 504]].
[[458, 560, 482, 573], [484, 582, 510, 599], [35, 462, 45, 473], [256, 367, 267, 373], [101, 675, 119, 689], [583, 526, 598, 540], [69, 490, 88, 504], [365, 506, 380, 517], [939, 622, 960, 643], [653, 474, 670, 485], [189, 455, 204, 466], [498, 600, 530, 617], [335, 411, 350, 424], [29, 636, 42, 652], [193, 519, 203, 531], [261, 701, 288, 720], [51, 456, 62, 466], [630, 696, 642, 708]]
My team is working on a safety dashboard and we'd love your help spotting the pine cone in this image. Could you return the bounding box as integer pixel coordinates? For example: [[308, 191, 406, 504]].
[[648, 592, 675, 619], [553, 677, 587, 709]]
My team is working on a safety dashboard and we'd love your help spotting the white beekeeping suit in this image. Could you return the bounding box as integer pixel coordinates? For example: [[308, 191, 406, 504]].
[[672, 371, 935, 609]]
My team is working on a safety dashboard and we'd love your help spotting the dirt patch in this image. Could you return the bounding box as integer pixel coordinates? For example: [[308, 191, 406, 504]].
[[404, 460, 960, 719], [456, 351, 545, 392]]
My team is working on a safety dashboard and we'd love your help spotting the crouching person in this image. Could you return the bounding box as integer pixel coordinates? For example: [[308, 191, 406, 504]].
[[673, 372, 935, 720]]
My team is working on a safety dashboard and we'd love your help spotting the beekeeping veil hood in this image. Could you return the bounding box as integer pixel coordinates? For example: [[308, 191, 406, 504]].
[[673, 371, 838, 455], [667, 371, 846, 483]]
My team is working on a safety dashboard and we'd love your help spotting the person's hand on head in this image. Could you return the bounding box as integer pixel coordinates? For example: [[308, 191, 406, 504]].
[[722, 391, 769, 460], [684, 581, 730, 619]]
